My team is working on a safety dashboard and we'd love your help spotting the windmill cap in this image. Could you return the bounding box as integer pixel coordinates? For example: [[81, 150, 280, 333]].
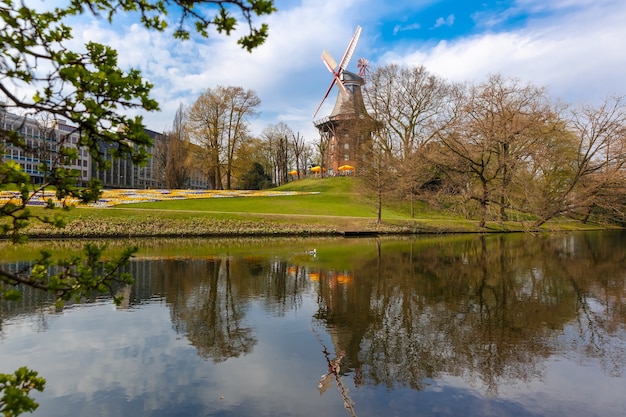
[[340, 70, 365, 85]]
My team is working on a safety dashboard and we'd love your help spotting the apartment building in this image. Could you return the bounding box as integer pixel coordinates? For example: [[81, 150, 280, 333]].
[[2, 109, 208, 190], [0, 110, 90, 186]]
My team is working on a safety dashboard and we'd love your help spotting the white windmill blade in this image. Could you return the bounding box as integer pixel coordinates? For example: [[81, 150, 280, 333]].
[[337, 25, 361, 71], [321, 50, 338, 73]]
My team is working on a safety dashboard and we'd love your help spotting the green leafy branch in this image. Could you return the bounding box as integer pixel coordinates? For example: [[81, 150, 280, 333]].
[[0, 368, 46, 417], [0, 243, 137, 306]]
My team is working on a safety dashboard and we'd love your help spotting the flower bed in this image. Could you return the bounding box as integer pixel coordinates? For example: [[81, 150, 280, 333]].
[[0, 189, 316, 208]]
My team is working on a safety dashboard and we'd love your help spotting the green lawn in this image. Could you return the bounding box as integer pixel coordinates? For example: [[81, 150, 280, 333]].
[[3, 176, 616, 237], [115, 177, 409, 219]]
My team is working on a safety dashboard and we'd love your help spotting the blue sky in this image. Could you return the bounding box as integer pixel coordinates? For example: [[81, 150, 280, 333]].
[[57, 0, 626, 143]]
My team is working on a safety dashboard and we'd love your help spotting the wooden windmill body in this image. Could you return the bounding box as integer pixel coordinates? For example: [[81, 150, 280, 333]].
[[313, 26, 374, 176]]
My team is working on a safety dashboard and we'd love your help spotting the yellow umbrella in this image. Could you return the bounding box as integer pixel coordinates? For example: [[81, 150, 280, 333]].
[[288, 170, 298, 175], [338, 164, 355, 171], [310, 166, 321, 173]]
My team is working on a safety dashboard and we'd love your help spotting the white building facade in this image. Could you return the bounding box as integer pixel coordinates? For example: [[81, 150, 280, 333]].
[[1, 110, 90, 186]]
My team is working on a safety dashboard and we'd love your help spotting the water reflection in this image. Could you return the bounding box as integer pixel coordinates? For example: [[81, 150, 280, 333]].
[[0, 232, 625, 416], [315, 233, 625, 395], [160, 259, 256, 362]]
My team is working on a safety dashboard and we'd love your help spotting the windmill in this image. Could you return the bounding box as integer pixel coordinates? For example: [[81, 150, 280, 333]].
[[313, 25, 373, 178], [312, 25, 362, 118]]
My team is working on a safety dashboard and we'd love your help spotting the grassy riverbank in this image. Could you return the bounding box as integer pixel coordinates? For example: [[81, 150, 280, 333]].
[[11, 177, 617, 238]]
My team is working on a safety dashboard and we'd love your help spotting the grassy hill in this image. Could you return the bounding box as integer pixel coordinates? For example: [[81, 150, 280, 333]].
[[125, 177, 381, 218]]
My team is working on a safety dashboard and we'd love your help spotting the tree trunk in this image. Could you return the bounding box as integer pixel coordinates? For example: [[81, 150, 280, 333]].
[[377, 187, 382, 225], [479, 181, 488, 228]]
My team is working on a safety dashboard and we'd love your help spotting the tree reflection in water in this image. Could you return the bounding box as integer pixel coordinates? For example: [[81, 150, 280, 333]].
[[312, 324, 357, 417], [131, 232, 624, 397], [308, 232, 626, 396], [2, 232, 624, 416], [162, 258, 256, 362]]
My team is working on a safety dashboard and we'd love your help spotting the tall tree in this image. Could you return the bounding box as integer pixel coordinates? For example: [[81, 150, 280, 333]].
[[188, 86, 260, 190], [528, 95, 626, 225], [291, 131, 308, 180], [435, 74, 558, 226], [0, 0, 275, 415], [261, 122, 293, 186], [223, 87, 260, 189], [363, 64, 456, 215], [154, 103, 192, 188], [164, 104, 192, 189], [233, 137, 270, 185], [364, 64, 453, 160], [360, 123, 396, 224]]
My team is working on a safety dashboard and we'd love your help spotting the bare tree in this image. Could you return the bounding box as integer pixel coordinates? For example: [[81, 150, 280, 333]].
[[261, 122, 293, 186], [364, 64, 453, 159], [360, 124, 396, 224], [166, 104, 193, 188], [363, 64, 456, 215], [188, 86, 260, 189], [291, 131, 308, 180], [31, 114, 61, 185], [435, 74, 559, 226], [529, 95, 626, 225], [223, 87, 260, 189]]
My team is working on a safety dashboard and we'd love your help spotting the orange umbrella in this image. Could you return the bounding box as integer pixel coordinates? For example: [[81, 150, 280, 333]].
[[337, 274, 352, 284], [310, 166, 321, 173], [288, 170, 298, 175], [338, 164, 355, 171]]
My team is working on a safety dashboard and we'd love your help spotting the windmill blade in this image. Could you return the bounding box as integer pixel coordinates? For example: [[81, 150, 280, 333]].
[[337, 25, 361, 71], [313, 74, 350, 118], [321, 50, 338, 73], [313, 25, 362, 118], [336, 73, 349, 96], [313, 78, 338, 118], [322, 49, 348, 96]]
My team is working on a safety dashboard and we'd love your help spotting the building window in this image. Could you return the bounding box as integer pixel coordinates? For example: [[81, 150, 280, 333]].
[[344, 154, 349, 161], [344, 143, 349, 150]]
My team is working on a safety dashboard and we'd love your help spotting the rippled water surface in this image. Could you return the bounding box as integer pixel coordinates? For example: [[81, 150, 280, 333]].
[[1, 232, 625, 417]]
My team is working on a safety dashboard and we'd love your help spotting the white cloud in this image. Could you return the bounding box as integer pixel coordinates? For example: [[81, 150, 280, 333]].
[[381, 0, 626, 106], [434, 15, 455, 28], [393, 23, 422, 36], [114, 0, 365, 141], [11, 0, 626, 146]]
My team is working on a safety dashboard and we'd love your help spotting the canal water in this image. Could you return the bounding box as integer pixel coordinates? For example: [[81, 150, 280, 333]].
[[1, 231, 625, 417]]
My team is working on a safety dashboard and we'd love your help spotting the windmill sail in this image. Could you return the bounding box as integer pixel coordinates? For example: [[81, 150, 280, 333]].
[[313, 25, 362, 118], [338, 25, 361, 72], [321, 50, 338, 72]]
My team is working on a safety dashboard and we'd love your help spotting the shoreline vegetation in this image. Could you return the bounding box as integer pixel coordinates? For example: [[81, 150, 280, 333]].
[[2, 177, 621, 239]]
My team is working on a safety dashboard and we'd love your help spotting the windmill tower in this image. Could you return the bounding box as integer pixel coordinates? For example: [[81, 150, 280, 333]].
[[313, 25, 374, 176]]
